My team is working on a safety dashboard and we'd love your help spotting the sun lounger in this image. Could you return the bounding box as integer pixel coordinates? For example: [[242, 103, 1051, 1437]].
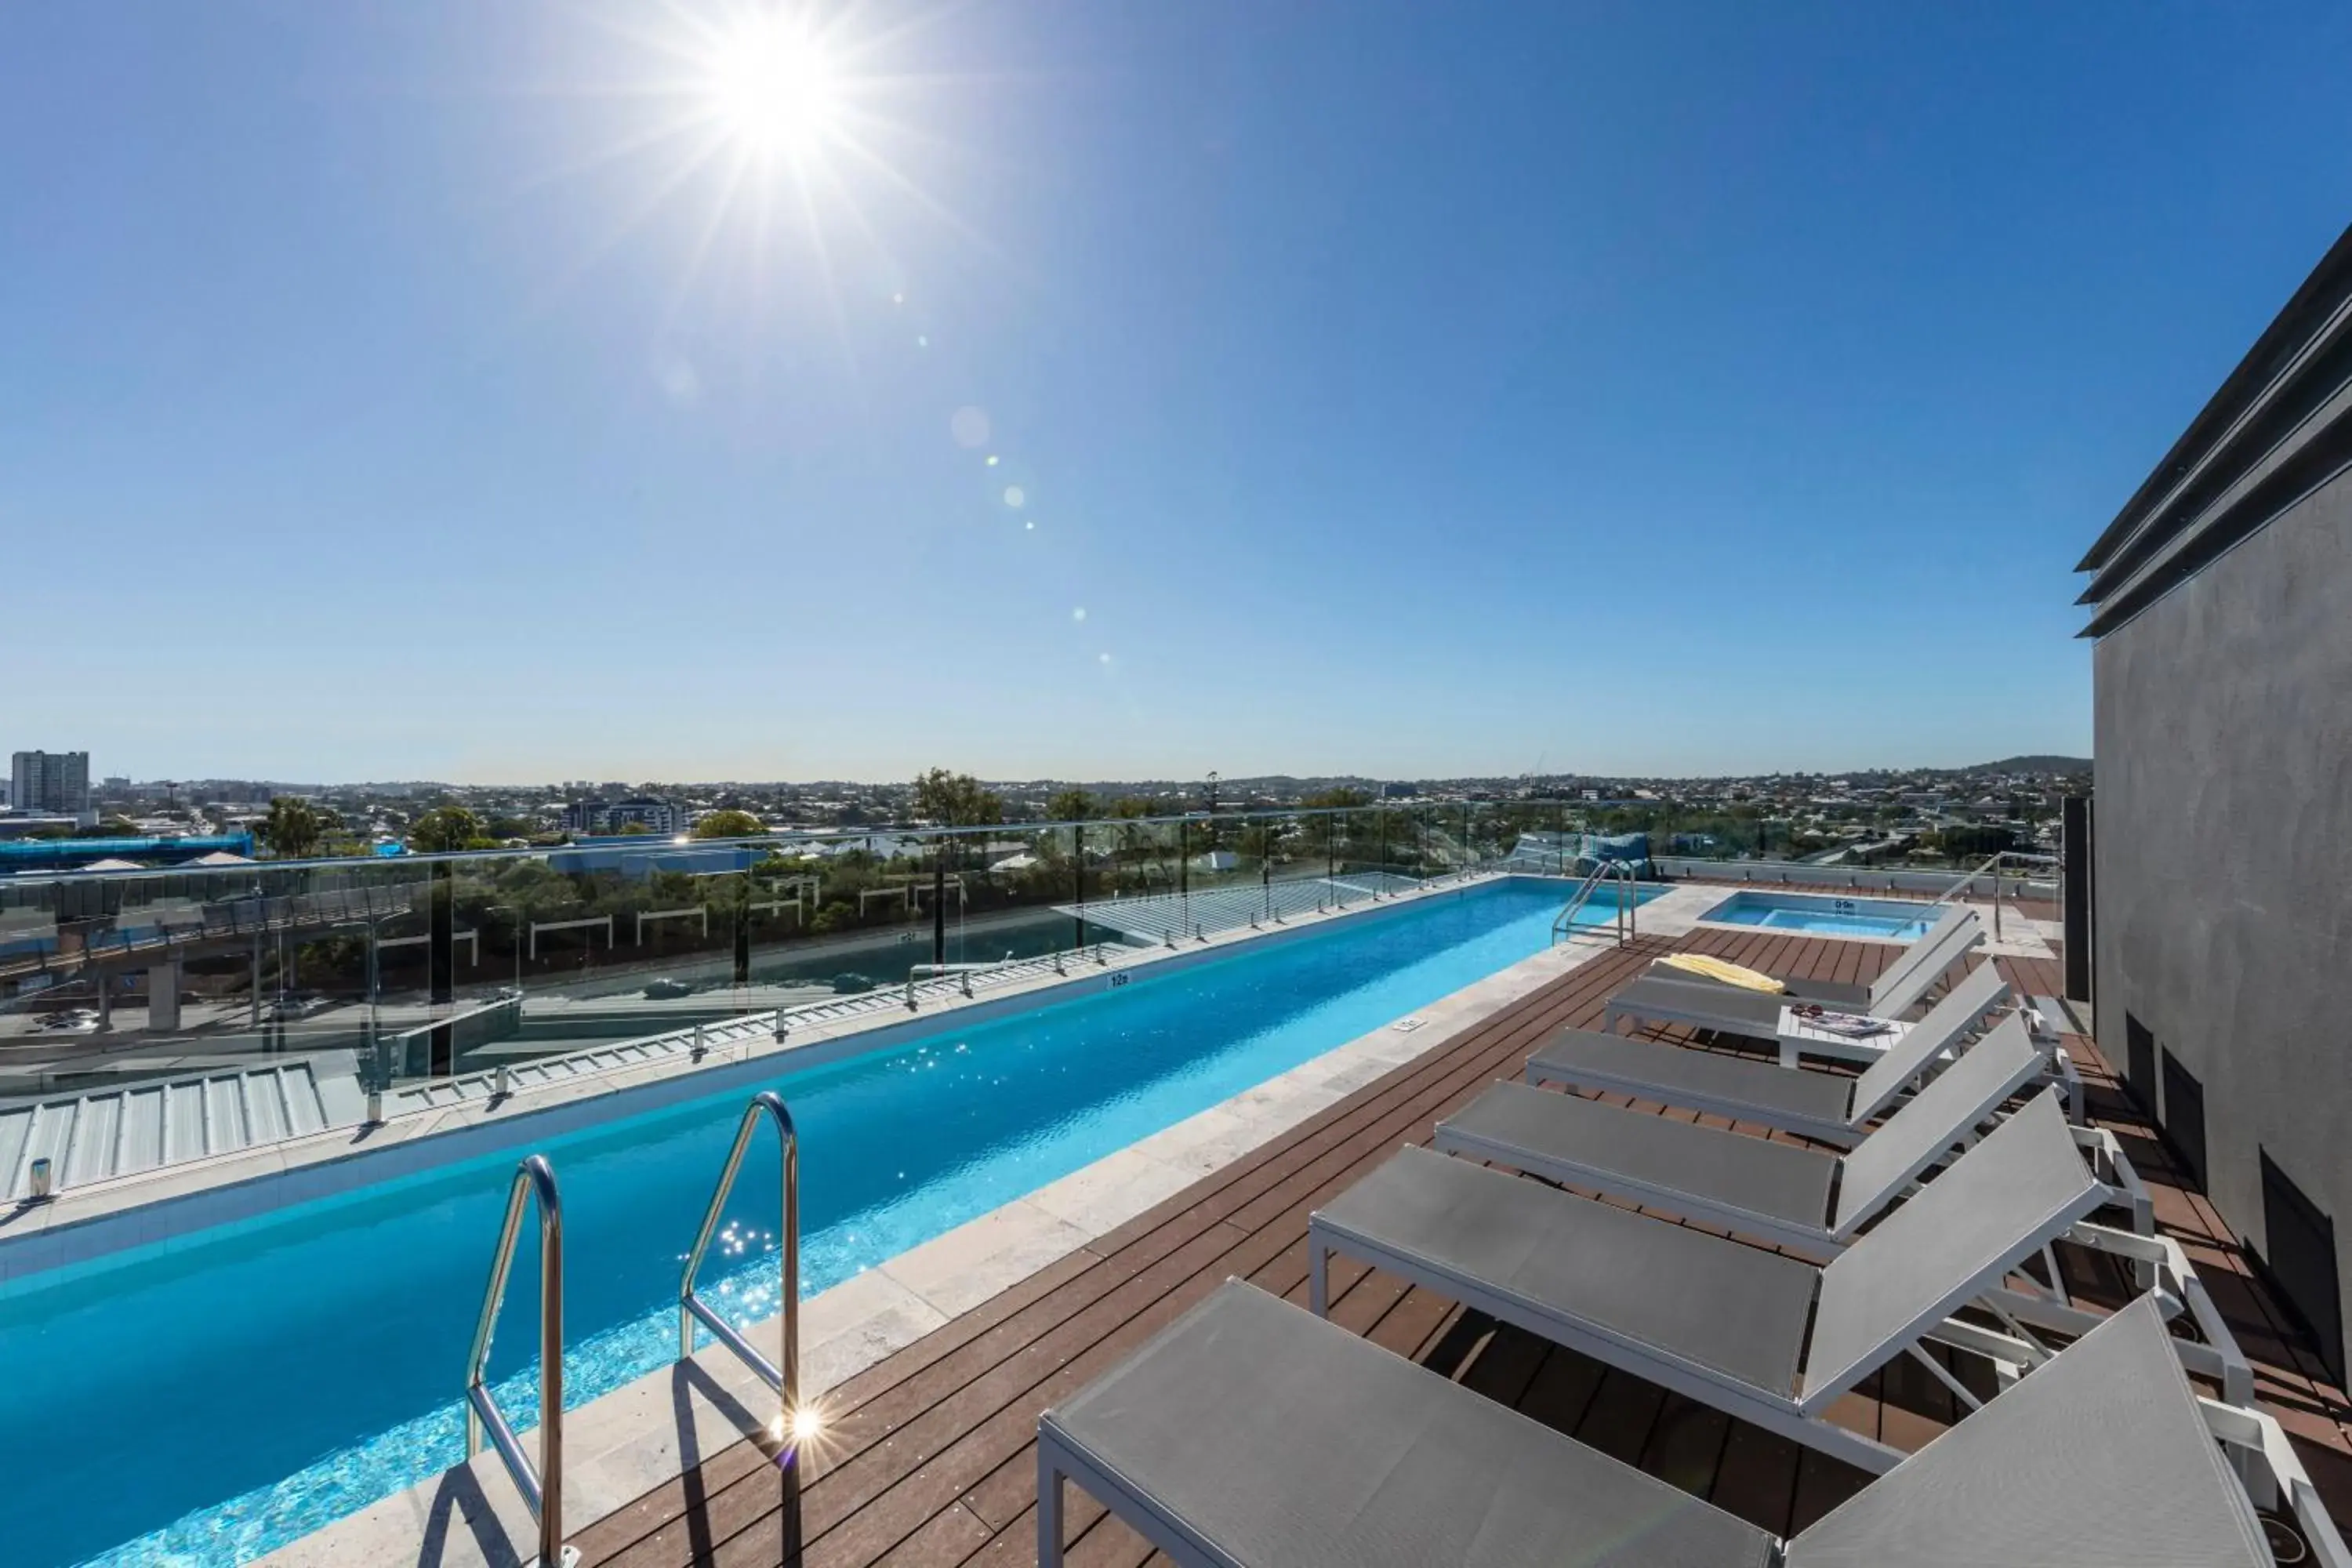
[[1610, 907, 1982, 1040], [1039, 1283, 2341, 1568], [1655, 903, 1981, 1011], [1532, 960, 2013, 1145], [1309, 1092, 2239, 1472], [1437, 1013, 2063, 1252]]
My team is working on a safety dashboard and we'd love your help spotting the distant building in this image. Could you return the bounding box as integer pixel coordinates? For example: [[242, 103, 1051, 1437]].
[[561, 795, 681, 836], [10, 750, 90, 816]]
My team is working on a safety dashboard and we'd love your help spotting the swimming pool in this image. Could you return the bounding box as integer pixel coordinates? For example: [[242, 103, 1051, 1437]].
[[1698, 889, 1937, 942], [2, 877, 1656, 1567]]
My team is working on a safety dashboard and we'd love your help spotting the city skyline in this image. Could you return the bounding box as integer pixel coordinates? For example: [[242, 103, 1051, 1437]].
[[10, 4, 2352, 779]]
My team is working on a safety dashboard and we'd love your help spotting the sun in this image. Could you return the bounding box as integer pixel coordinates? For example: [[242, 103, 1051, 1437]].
[[706, 14, 840, 158]]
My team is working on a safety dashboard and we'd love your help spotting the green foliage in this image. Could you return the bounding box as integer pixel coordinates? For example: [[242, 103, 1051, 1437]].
[[74, 815, 140, 839], [1046, 787, 1094, 823], [261, 796, 324, 858], [692, 809, 766, 840], [408, 805, 487, 852], [1109, 796, 1155, 818], [912, 768, 1003, 826]]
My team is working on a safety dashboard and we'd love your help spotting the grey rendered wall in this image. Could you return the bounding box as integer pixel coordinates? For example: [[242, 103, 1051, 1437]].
[[2093, 464, 2352, 1381]]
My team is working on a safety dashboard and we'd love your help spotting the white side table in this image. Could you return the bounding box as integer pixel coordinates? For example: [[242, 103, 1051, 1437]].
[[1774, 1005, 1911, 1069]]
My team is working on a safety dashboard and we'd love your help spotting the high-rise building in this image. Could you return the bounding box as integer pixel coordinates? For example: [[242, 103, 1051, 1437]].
[[560, 795, 680, 836], [10, 750, 90, 815]]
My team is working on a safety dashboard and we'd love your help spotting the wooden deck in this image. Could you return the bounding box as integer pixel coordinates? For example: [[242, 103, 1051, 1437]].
[[577, 923, 2352, 1567]]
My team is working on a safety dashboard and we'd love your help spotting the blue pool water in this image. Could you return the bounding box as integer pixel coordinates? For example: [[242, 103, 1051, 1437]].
[[2, 878, 1650, 1567], [1700, 889, 1936, 942]]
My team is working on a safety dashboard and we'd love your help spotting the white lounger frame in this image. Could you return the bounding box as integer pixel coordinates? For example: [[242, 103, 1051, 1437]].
[[1537, 1017, 2085, 1135], [1435, 1098, 2153, 1258], [1307, 1202, 2245, 1476]]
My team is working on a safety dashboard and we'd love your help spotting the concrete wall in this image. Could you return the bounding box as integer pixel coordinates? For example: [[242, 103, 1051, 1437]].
[[2093, 464, 2352, 1380]]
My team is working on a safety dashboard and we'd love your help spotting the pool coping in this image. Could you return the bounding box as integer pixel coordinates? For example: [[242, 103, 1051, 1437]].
[[247, 880, 1723, 1568], [0, 872, 1598, 1291]]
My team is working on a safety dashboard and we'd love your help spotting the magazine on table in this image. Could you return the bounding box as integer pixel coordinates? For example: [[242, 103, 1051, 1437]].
[[1790, 1007, 1896, 1040]]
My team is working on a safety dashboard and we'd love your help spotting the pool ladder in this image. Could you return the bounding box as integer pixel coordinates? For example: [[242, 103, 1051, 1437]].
[[463, 1154, 579, 1567], [680, 1091, 808, 1561], [1552, 858, 1638, 946], [459, 1092, 804, 1568]]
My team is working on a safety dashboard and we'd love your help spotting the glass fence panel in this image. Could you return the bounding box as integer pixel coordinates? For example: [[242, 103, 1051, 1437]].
[[5, 802, 1675, 1105]]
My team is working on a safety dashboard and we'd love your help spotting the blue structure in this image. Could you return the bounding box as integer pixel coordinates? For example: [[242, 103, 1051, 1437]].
[[0, 832, 258, 875]]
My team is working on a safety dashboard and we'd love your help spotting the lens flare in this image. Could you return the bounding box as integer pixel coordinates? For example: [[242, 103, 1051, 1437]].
[[708, 16, 839, 158]]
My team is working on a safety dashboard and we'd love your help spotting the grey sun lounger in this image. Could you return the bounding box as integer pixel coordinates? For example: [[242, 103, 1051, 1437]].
[[1650, 903, 1980, 1011], [1040, 1283, 2343, 1568], [1309, 1091, 2237, 1472], [1534, 960, 2014, 1145], [1608, 909, 1984, 1040], [1436, 1013, 2058, 1253]]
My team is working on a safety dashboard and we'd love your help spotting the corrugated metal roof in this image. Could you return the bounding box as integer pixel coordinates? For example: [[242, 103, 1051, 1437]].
[[0, 1052, 364, 1201]]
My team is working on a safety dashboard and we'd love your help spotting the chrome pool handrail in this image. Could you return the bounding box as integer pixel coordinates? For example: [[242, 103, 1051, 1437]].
[[678, 1091, 804, 1553], [463, 1153, 575, 1568], [1552, 858, 1636, 946]]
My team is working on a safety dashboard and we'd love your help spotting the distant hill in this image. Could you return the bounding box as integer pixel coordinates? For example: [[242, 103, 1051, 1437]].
[[1973, 755, 2091, 775]]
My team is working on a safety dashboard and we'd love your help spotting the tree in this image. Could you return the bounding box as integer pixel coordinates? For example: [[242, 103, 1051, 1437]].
[[261, 796, 323, 858], [692, 809, 766, 840], [408, 805, 486, 852], [1046, 787, 1094, 823], [912, 768, 1003, 827]]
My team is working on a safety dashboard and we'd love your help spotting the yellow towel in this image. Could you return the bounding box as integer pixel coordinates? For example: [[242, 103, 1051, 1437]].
[[1660, 953, 1787, 993]]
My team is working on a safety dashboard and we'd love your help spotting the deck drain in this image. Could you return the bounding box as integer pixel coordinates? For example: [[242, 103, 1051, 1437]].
[[1392, 1018, 1426, 1033]]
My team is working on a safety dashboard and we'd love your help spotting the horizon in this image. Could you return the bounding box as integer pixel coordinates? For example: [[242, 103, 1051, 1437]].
[[9, 3, 2350, 781], [43, 753, 2089, 801]]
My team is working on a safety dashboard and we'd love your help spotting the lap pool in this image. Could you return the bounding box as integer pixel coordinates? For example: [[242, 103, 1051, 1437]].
[[1, 877, 1657, 1567], [1698, 888, 1938, 942]]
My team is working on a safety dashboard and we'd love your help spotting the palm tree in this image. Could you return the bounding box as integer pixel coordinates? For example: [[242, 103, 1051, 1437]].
[[263, 796, 321, 859]]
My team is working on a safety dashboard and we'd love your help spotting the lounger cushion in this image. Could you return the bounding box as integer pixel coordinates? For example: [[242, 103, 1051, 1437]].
[[1045, 1281, 1777, 1568], [1785, 1295, 2269, 1566], [1317, 1145, 1817, 1396], [1649, 960, 1868, 1011], [1530, 1029, 1857, 1127], [1606, 975, 1784, 1038], [1439, 1081, 1835, 1232]]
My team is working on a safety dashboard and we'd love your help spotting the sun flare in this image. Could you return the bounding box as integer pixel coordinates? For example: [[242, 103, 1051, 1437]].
[[706, 16, 840, 158]]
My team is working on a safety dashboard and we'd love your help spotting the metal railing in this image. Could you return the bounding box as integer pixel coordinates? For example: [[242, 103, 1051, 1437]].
[[679, 1091, 804, 1558], [1552, 858, 1637, 946], [905, 957, 1011, 1010], [463, 1154, 575, 1568], [1928, 848, 2060, 942]]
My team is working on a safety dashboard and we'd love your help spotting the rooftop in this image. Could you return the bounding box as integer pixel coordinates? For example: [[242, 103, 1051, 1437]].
[[554, 901, 2350, 1568]]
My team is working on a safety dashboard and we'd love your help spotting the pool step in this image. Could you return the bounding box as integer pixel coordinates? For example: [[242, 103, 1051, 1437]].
[[0, 1052, 364, 1202]]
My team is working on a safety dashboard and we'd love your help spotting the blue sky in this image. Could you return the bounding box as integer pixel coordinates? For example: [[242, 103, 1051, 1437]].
[[5, 2, 2348, 784]]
